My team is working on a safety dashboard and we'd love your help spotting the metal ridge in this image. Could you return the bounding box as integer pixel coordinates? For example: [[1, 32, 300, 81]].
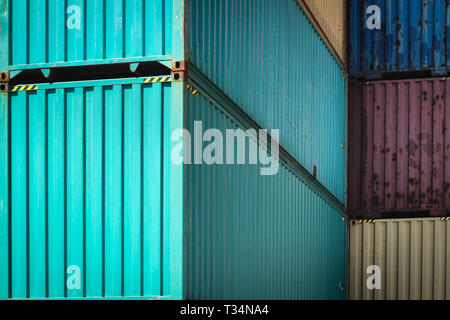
[[187, 62, 346, 215], [7, 75, 175, 92]]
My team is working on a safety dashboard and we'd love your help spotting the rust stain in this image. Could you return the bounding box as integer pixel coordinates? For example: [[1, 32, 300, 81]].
[[350, 79, 450, 216]]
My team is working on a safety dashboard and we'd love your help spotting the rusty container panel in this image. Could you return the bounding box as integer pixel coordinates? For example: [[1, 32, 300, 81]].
[[349, 0, 449, 79], [304, 0, 347, 64], [348, 78, 450, 218]]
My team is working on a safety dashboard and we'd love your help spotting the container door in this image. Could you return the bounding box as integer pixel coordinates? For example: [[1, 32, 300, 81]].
[[0, 77, 183, 299]]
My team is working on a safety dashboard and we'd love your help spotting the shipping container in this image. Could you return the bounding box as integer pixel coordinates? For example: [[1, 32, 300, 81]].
[[187, 0, 348, 203], [348, 78, 450, 218], [183, 80, 347, 300], [303, 0, 347, 64], [0, 0, 347, 203], [349, 0, 450, 79], [0, 74, 347, 300], [0, 0, 184, 74], [349, 217, 450, 300], [0, 77, 184, 300]]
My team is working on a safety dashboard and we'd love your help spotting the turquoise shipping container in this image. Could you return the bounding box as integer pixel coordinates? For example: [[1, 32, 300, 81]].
[[0, 0, 184, 74], [1, 0, 347, 203], [0, 73, 347, 300], [0, 76, 185, 299]]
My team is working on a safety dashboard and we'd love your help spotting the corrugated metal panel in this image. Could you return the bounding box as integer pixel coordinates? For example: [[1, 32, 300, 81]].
[[187, 0, 347, 203], [183, 89, 348, 300], [349, 217, 450, 300], [0, 0, 183, 71], [304, 0, 347, 63], [349, 0, 450, 78], [348, 78, 450, 217], [0, 78, 183, 299]]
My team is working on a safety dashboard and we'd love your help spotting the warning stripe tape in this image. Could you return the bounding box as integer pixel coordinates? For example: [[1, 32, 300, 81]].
[[441, 217, 450, 222], [144, 76, 172, 84], [187, 84, 199, 96], [358, 219, 375, 224], [12, 85, 38, 92]]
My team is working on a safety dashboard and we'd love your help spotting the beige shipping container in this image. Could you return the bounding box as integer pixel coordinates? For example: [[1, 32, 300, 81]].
[[349, 218, 450, 300], [302, 0, 347, 66]]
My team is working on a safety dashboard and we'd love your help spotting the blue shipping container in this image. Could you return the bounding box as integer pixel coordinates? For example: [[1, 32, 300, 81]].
[[350, 0, 450, 78]]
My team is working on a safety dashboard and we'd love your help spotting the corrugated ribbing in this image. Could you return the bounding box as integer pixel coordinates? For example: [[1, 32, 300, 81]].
[[183, 92, 347, 300], [9, 0, 172, 68], [349, 0, 449, 76], [187, 0, 347, 203], [349, 78, 450, 216], [5, 82, 167, 299], [350, 218, 450, 300]]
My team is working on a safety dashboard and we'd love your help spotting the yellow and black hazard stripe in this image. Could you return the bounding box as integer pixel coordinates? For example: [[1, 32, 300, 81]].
[[358, 219, 376, 224], [441, 217, 450, 222], [12, 85, 38, 92], [187, 84, 199, 96], [144, 76, 172, 84]]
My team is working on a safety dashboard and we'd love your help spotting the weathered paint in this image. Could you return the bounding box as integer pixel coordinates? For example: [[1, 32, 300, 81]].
[[0, 0, 184, 72], [0, 78, 183, 299], [350, 217, 450, 300], [183, 87, 348, 300], [187, 0, 347, 203], [349, 78, 450, 217], [350, 0, 450, 78]]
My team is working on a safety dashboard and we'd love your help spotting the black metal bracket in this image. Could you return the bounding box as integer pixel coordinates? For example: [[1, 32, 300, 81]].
[[171, 71, 185, 82]]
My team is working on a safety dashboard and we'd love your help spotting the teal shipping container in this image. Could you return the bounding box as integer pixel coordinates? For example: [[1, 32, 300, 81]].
[[0, 76, 185, 299], [1, 0, 347, 203], [187, 0, 347, 203], [0, 0, 184, 74], [0, 73, 347, 300]]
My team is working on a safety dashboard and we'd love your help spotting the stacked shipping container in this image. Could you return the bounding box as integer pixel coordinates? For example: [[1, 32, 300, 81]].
[[349, 0, 450, 79], [349, 78, 450, 217], [349, 0, 450, 300], [0, 0, 348, 300], [349, 217, 450, 300]]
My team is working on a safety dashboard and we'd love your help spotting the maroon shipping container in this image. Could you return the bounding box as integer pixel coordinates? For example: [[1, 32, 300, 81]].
[[348, 78, 450, 218]]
